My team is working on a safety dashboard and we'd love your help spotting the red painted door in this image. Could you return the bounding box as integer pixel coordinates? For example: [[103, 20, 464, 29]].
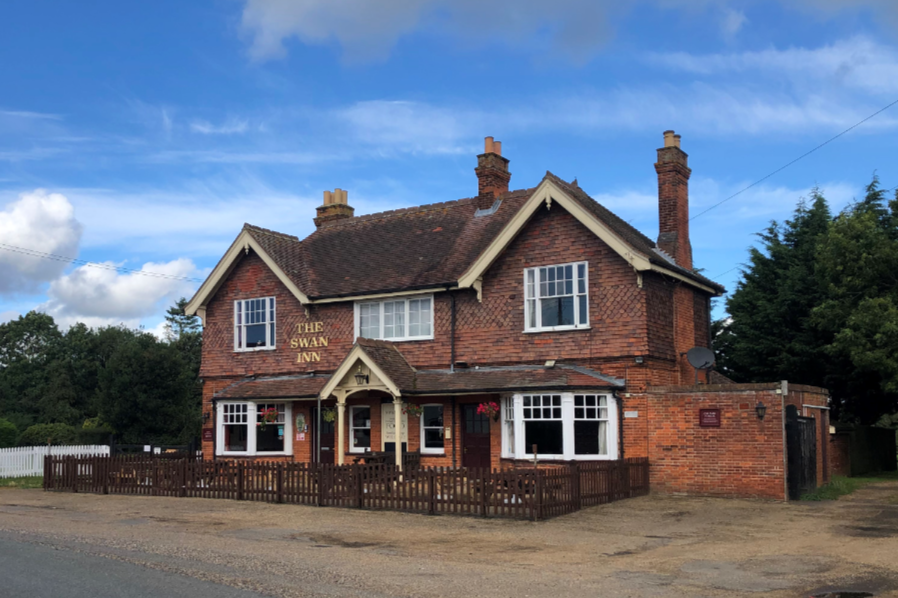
[[312, 408, 335, 464], [462, 404, 491, 470]]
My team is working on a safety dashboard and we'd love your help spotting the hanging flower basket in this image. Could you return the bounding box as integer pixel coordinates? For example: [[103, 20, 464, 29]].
[[477, 401, 500, 422], [321, 407, 337, 423], [259, 407, 279, 430], [403, 404, 424, 417]]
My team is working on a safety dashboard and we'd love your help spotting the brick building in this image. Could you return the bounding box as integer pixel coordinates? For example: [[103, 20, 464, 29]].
[[186, 132, 829, 500]]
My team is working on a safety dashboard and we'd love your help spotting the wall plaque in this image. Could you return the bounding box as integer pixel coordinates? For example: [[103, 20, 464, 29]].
[[624, 410, 639, 419], [202, 428, 214, 442], [699, 409, 721, 428]]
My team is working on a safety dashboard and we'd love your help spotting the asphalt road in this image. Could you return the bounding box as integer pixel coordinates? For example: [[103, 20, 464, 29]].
[[0, 533, 269, 598]]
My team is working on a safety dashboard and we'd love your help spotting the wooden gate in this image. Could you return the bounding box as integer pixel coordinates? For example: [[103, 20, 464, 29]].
[[786, 405, 817, 500]]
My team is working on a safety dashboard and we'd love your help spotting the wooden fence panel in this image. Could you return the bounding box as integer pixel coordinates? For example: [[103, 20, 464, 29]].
[[43, 456, 649, 521]]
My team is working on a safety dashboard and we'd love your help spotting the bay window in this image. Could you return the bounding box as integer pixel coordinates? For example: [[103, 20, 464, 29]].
[[235, 297, 276, 351], [501, 393, 617, 460], [355, 296, 433, 341], [420, 405, 444, 454], [524, 262, 588, 332], [217, 401, 292, 456]]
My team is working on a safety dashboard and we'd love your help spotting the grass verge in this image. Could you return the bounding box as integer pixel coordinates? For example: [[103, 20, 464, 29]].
[[801, 471, 898, 501], [0, 476, 43, 489]]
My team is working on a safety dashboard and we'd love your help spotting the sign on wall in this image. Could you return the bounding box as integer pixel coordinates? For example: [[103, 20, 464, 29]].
[[202, 428, 214, 442], [699, 409, 721, 428], [290, 322, 330, 364], [381, 404, 408, 444]]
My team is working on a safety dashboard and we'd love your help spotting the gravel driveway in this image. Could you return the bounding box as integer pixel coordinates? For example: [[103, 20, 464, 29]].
[[1, 479, 897, 598]]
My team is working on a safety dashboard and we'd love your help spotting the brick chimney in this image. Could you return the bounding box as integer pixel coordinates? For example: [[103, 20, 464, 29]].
[[655, 130, 693, 270], [314, 188, 354, 228], [475, 136, 511, 209]]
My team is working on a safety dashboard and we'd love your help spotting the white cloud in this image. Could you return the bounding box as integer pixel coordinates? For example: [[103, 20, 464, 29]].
[[239, 0, 898, 64], [190, 118, 250, 135], [646, 36, 898, 96], [39, 258, 199, 329], [336, 101, 475, 155], [240, 0, 615, 63], [719, 8, 747, 39], [0, 190, 83, 295]]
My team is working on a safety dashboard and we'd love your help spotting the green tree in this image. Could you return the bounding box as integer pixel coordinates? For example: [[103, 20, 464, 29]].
[[0, 418, 17, 448], [96, 332, 197, 444], [716, 190, 832, 385]]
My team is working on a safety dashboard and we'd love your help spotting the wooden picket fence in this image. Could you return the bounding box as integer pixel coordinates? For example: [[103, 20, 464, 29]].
[[0, 445, 110, 478], [43, 455, 649, 521]]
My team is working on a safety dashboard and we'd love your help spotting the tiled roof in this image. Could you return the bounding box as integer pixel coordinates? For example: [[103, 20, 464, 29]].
[[213, 374, 329, 400], [239, 172, 723, 300], [355, 337, 417, 390], [408, 365, 624, 394]]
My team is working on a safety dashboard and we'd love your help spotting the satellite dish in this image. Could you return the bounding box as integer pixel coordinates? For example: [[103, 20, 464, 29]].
[[686, 347, 715, 370]]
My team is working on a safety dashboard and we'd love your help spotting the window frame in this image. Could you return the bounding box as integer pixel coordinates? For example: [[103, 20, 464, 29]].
[[501, 392, 617, 461], [523, 261, 589, 333], [349, 405, 372, 454], [234, 296, 277, 352], [216, 401, 293, 457], [353, 295, 434, 342], [419, 403, 445, 455]]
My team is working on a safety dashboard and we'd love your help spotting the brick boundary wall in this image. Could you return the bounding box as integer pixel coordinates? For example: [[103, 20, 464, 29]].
[[629, 382, 829, 501], [829, 433, 851, 478]]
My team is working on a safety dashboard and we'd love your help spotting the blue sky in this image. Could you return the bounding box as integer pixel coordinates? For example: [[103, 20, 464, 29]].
[[1, 0, 897, 333]]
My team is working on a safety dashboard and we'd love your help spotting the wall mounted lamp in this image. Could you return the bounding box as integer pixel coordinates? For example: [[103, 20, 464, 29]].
[[755, 401, 767, 420], [354, 365, 369, 386]]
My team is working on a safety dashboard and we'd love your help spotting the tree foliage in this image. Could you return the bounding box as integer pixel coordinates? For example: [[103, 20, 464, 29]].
[[0, 298, 202, 445], [0, 418, 17, 448], [716, 177, 898, 424], [17, 423, 77, 446]]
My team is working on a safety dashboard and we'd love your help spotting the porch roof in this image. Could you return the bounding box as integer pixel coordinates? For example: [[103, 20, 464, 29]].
[[407, 365, 624, 394]]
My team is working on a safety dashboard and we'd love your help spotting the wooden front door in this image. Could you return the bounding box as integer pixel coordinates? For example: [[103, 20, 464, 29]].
[[462, 404, 491, 469], [311, 408, 335, 464]]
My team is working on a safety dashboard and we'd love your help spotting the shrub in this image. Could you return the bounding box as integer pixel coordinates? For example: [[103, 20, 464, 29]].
[[76, 427, 114, 445], [17, 423, 78, 446], [0, 419, 17, 448]]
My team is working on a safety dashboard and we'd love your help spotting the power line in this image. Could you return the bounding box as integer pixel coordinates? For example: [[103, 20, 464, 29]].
[[691, 97, 898, 222], [0, 242, 204, 283]]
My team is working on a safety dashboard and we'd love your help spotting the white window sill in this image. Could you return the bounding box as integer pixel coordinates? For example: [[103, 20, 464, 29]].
[[234, 346, 277, 353], [421, 450, 445, 456], [523, 326, 591, 334], [354, 336, 434, 343], [220, 451, 291, 457]]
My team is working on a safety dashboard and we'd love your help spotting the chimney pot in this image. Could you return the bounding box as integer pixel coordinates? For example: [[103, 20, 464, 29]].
[[484, 136, 494, 153], [663, 130, 676, 148], [493, 140, 502, 156], [315, 188, 354, 227]]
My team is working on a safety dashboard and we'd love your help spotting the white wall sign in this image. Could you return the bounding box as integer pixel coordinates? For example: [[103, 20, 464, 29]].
[[624, 411, 639, 419], [381, 404, 408, 445]]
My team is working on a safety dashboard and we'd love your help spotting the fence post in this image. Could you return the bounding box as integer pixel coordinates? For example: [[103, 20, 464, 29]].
[[533, 470, 542, 521], [317, 463, 324, 507], [428, 469, 436, 516], [356, 465, 364, 509], [70, 458, 77, 494], [180, 458, 188, 498], [572, 462, 581, 510], [102, 457, 109, 495], [236, 461, 244, 501], [277, 463, 284, 504], [480, 469, 489, 518]]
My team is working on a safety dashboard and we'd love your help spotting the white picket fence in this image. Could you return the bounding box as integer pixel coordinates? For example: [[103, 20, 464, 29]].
[[0, 445, 110, 478]]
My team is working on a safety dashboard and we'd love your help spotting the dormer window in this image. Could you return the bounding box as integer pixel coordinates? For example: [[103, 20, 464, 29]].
[[235, 297, 276, 351], [354, 295, 433, 341], [524, 261, 589, 332]]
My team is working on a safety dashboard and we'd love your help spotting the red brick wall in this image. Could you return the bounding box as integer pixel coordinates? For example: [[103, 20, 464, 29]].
[[829, 433, 851, 477], [635, 385, 787, 500]]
